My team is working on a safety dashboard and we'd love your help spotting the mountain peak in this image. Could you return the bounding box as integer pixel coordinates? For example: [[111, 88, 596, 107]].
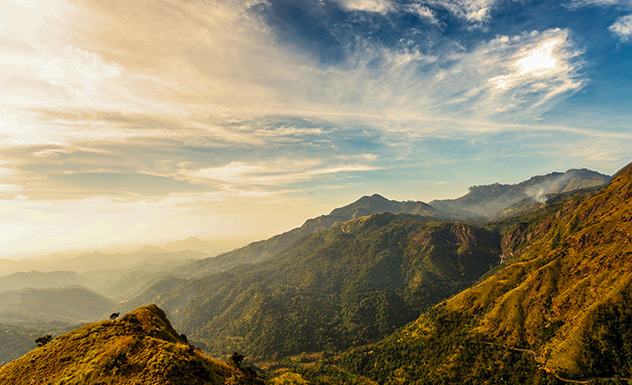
[[120, 304, 185, 344]]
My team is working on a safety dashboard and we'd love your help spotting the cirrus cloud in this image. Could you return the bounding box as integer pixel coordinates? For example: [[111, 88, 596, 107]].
[[609, 14, 632, 42]]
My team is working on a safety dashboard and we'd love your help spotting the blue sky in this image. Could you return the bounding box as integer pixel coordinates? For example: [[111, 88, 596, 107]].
[[0, 0, 631, 257]]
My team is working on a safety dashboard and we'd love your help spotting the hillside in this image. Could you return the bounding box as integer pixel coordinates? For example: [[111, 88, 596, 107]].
[[0, 286, 115, 326], [0, 304, 262, 384], [328, 163, 632, 383], [120, 214, 500, 359]]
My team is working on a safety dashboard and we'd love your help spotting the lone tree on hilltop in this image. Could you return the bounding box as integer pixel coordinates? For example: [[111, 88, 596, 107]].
[[230, 352, 245, 368], [35, 335, 53, 347], [109, 312, 120, 320]]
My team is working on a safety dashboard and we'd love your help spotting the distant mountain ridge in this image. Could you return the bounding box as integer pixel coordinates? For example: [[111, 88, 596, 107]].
[[177, 168, 609, 278], [0, 271, 83, 293], [429, 168, 610, 220], [0, 286, 115, 326]]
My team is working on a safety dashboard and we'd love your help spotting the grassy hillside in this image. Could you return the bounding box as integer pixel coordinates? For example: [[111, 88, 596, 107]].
[[121, 214, 500, 359], [0, 304, 262, 384], [328, 163, 632, 383]]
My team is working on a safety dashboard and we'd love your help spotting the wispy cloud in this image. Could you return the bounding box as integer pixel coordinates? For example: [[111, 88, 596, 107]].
[[487, 29, 585, 110], [567, 0, 632, 8], [187, 161, 383, 187], [609, 14, 632, 42], [335, 0, 498, 23], [336, 0, 395, 14], [428, 0, 498, 24], [404, 4, 440, 24]]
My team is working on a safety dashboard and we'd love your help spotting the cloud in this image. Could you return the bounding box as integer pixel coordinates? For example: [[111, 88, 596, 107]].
[[427, 0, 498, 24], [487, 29, 585, 109], [567, 0, 632, 8], [188, 160, 383, 187], [336, 0, 394, 13], [404, 4, 440, 24], [609, 14, 632, 42], [431, 28, 586, 116], [336, 0, 498, 23]]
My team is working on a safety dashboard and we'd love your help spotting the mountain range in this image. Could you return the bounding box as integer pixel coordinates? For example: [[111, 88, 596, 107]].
[[111, 167, 614, 361], [176, 168, 609, 278], [0, 165, 627, 384], [270, 162, 632, 384]]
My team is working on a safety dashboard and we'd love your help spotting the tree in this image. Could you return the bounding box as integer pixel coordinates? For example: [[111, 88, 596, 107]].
[[110, 312, 120, 320], [35, 335, 53, 347], [230, 352, 245, 368]]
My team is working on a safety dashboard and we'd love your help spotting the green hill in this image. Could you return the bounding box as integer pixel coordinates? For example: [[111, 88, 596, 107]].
[[120, 214, 500, 359], [326, 163, 632, 383], [0, 304, 261, 384]]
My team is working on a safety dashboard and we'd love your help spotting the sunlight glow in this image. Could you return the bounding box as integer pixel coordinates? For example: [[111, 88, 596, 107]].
[[515, 38, 561, 77]]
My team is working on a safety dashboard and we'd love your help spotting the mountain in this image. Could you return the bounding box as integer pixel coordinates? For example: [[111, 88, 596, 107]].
[[430, 168, 610, 220], [177, 169, 608, 279], [0, 304, 262, 384], [319, 162, 632, 383], [0, 270, 83, 293], [49, 249, 206, 273], [0, 249, 210, 302], [120, 213, 500, 359], [0, 286, 115, 326], [176, 194, 439, 278], [162, 236, 220, 252], [0, 258, 51, 277]]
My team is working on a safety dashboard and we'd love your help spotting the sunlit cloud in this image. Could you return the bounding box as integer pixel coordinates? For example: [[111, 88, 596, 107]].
[[487, 29, 585, 110], [336, 0, 395, 13], [188, 161, 383, 187]]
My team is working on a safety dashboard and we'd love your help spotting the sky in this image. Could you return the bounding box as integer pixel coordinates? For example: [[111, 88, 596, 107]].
[[1, 0, 631, 258]]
